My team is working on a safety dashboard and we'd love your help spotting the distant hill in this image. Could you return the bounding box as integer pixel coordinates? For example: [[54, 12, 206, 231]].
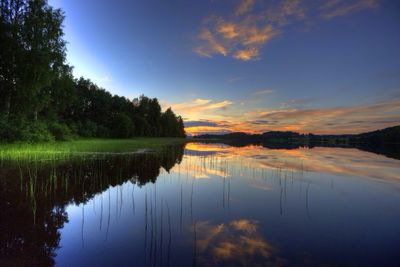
[[194, 126, 400, 160], [195, 126, 400, 145], [353, 125, 400, 144]]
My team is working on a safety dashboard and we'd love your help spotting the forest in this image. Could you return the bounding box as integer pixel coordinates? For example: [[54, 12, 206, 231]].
[[0, 0, 185, 142]]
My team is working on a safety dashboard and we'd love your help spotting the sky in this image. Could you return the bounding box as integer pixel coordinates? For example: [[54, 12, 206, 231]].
[[48, 0, 400, 135]]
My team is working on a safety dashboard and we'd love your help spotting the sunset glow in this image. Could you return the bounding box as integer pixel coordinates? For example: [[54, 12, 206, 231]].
[[49, 0, 400, 135]]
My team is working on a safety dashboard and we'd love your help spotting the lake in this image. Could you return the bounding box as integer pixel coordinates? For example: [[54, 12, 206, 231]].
[[1, 142, 399, 266]]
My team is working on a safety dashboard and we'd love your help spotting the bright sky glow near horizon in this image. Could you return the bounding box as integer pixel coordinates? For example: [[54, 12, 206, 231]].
[[49, 0, 400, 135]]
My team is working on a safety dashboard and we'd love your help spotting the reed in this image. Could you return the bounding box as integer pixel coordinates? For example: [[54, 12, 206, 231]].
[[0, 138, 186, 162]]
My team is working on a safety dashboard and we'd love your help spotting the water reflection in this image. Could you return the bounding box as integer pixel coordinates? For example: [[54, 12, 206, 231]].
[[195, 219, 283, 267], [0, 145, 184, 266], [184, 142, 400, 183], [1, 142, 399, 266]]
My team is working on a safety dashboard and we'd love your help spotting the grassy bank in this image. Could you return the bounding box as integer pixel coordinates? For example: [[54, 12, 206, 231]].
[[0, 138, 186, 161]]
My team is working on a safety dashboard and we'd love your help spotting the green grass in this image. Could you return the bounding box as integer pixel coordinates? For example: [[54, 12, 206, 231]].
[[0, 138, 186, 161]]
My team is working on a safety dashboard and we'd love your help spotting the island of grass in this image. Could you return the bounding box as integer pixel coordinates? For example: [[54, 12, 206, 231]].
[[0, 138, 187, 161]]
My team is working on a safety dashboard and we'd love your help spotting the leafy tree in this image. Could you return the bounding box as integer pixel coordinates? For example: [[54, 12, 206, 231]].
[[110, 113, 134, 138], [0, 0, 185, 142], [0, 0, 66, 119]]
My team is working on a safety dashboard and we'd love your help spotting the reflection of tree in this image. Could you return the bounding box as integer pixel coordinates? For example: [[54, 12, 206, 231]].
[[0, 144, 184, 266], [0, 195, 67, 266], [195, 219, 287, 267], [192, 140, 400, 160]]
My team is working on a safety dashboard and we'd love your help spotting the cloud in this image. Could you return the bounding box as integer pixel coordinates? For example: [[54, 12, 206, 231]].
[[235, 0, 255, 16], [195, 28, 228, 57], [164, 98, 233, 122], [182, 118, 238, 136], [249, 119, 278, 125], [178, 97, 400, 135], [194, 9, 277, 61], [194, 0, 379, 61], [164, 95, 398, 136], [253, 89, 275, 95], [184, 120, 220, 127], [279, 97, 316, 108], [263, 0, 306, 26], [227, 76, 244, 83], [321, 0, 379, 19], [253, 98, 400, 134], [233, 47, 259, 61], [216, 21, 239, 39], [186, 130, 233, 136]]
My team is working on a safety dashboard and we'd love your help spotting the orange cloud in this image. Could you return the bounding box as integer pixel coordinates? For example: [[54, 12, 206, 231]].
[[194, 219, 279, 266], [233, 47, 259, 61], [230, 219, 257, 233], [196, 28, 228, 57], [172, 97, 400, 135], [235, 0, 254, 16], [216, 21, 239, 39], [194, 0, 379, 61], [195, 15, 276, 61], [194, 0, 278, 61], [253, 99, 400, 133], [163, 98, 233, 123], [243, 24, 275, 45]]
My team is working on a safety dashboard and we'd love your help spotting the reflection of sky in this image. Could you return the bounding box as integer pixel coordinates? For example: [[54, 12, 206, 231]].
[[56, 144, 400, 266], [195, 219, 283, 266], [181, 143, 400, 183]]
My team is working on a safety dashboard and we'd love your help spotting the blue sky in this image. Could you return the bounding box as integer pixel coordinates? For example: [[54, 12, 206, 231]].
[[49, 0, 400, 134]]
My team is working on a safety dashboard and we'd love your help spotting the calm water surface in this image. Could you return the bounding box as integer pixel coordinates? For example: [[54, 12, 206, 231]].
[[1, 143, 400, 266]]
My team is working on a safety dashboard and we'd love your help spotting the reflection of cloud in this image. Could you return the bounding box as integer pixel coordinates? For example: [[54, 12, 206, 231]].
[[174, 143, 400, 184], [176, 155, 231, 178], [230, 219, 257, 233], [196, 219, 282, 266], [251, 183, 274, 192], [186, 142, 232, 152], [255, 146, 400, 183], [193, 173, 211, 179], [176, 144, 234, 178]]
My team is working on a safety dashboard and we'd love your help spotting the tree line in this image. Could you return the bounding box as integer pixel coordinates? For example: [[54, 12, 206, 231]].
[[0, 0, 185, 142], [196, 126, 400, 145]]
